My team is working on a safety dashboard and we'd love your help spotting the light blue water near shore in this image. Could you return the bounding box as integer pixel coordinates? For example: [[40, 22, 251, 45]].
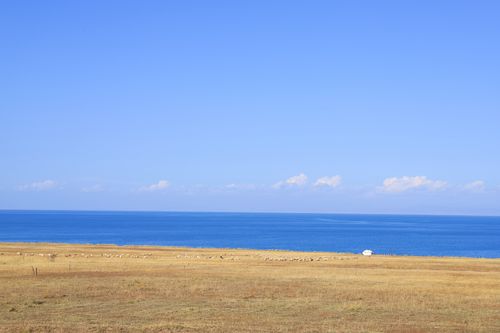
[[0, 210, 499, 258]]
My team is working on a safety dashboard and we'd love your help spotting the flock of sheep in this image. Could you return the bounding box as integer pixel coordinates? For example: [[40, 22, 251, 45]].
[[9, 250, 373, 262], [12, 251, 153, 259], [176, 253, 361, 262]]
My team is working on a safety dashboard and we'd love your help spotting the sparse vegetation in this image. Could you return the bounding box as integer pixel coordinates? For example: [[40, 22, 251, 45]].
[[0, 242, 499, 332]]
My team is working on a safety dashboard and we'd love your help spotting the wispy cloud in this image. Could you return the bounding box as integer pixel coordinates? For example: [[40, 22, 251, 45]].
[[463, 180, 486, 192], [139, 180, 170, 192], [380, 176, 447, 193], [273, 173, 308, 189], [225, 183, 257, 190], [314, 175, 342, 188], [81, 184, 104, 193], [18, 180, 58, 191]]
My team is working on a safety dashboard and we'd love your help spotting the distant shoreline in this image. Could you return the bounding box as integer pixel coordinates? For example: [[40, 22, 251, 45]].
[[1, 241, 499, 260]]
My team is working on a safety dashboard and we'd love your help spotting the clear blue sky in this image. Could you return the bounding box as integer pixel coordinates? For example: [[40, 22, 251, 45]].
[[1, 1, 499, 214]]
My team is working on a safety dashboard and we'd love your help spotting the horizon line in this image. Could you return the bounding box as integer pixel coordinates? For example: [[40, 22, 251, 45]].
[[0, 208, 499, 218]]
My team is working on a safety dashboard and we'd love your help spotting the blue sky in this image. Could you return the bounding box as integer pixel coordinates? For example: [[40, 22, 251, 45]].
[[1, 1, 499, 214]]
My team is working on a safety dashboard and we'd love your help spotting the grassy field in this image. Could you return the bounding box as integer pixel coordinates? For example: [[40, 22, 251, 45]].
[[0, 243, 499, 332]]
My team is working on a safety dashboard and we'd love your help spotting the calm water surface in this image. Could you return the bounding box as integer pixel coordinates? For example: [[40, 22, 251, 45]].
[[1, 210, 499, 258]]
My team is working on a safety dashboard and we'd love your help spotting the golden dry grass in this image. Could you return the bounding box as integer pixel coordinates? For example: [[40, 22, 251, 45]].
[[0, 242, 499, 333]]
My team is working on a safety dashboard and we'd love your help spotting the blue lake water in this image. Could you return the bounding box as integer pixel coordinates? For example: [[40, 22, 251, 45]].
[[0, 210, 499, 258]]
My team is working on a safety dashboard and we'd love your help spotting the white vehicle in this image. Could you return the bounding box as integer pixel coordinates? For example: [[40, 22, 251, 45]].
[[362, 249, 373, 256]]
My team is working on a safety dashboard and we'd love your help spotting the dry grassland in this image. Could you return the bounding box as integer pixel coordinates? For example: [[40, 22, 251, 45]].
[[0, 242, 499, 332]]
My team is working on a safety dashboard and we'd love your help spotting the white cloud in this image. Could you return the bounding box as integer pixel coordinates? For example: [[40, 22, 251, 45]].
[[314, 175, 342, 188], [273, 173, 308, 188], [140, 180, 170, 191], [380, 176, 447, 193], [18, 180, 58, 191], [286, 173, 308, 186], [463, 180, 486, 192]]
